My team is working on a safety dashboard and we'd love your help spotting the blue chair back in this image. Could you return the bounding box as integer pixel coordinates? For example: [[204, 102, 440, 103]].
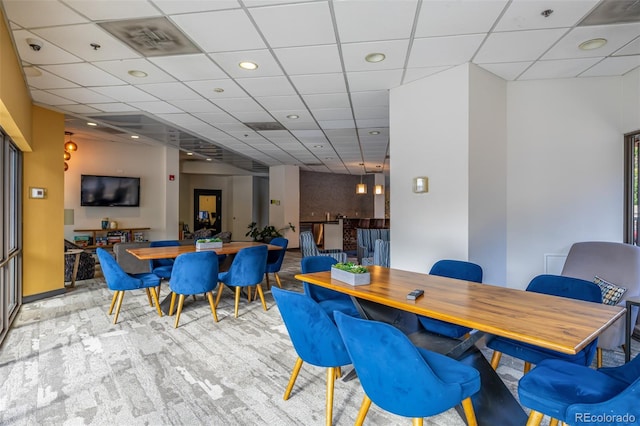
[[334, 311, 480, 418], [149, 240, 179, 270], [527, 274, 602, 301], [272, 287, 351, 367], [265, 237, 288, 273], [98, 248, 148, 291], [301, 256, 340, 302], [169, 251, 219, 295], [219, 245, 268, 287], [430, 259, 483, 282]]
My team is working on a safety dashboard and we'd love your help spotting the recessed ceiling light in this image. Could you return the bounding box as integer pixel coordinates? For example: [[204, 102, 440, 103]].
[[239, 61, 258, 70], [213, 87, 224, 93], [206, 158, 212, 161], [369, 130, 380, 135], [313, 145, 323, 148], [579, 38, 607, 51], [186, 152, 193, 156], [365, 53, 386, 63], [128, 69, 148, 78], [131, 135, 139, 139], [87, 122, 97, 126], [376, 165, 382, 168], [286, 114, 299, 119], [325, 157, 334, 160]]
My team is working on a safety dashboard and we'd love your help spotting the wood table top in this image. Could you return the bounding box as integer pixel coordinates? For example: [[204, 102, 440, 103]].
[[295, 266, 625, 355], [127, 241, 282, 260]]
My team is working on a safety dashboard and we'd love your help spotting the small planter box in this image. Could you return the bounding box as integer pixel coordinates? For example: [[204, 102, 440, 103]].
[[331, 267, 371, 286], [196, 241, 223, 250]]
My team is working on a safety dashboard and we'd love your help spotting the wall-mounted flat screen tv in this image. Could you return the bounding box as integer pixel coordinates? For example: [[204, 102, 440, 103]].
[[80, 175, 140, 207]]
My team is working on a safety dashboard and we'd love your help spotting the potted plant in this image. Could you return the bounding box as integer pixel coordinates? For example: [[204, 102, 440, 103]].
[[331, 262, 370, 286], [195, 237, 223, 250], [245, 222, 296, 243]]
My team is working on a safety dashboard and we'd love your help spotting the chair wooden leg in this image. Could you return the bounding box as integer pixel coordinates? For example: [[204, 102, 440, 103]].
[[234, 287, 241, 318], [274, 272, 282, 288], [113, 291, 125, 324], [597, 347, 603, 368], [412, 418, 423, 426], [265, 273, 271, 290], [490, 351, 502, 370], [206, 291, 218, 323], [284, 357, 303, 400], [526, 410, 544, 426], [169, 292, 177, 316], [214, 282, 224, 308], [256, 284, 268, 311], [325, 367, 336, 426], [461, 397, 477, 426], [108, 291, 119, 315], [247, 286, 252, 302], [149, 287, 163, 317], [192, 295, 197, 302], [156, 285, 161, 302], [145, 288, 153, 306], [335, 367, 342, 379], [355, 395, 372, 426], [174, 294, 185, 328], [549, 419, 559, 426], [523, 361, 532, 374]]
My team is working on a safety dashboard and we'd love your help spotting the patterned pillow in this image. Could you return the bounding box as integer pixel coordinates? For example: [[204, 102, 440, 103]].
[[593, 276, 627, 306]]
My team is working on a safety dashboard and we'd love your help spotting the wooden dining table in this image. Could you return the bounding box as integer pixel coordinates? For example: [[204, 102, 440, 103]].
[[295, 265, 625, 425], [126, 241, 282, 260]]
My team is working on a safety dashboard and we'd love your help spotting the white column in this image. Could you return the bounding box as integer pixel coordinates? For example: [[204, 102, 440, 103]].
[[269, 165, 300, 248]]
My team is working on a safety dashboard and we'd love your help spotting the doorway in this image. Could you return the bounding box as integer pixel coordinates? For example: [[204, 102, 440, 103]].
[[194, 189, 222, 234]]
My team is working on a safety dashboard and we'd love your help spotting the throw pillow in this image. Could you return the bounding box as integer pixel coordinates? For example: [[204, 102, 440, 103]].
[[593, 276, 627, 305]]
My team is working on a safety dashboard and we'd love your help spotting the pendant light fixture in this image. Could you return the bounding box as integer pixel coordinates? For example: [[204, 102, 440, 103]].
[[356, 163, 367, 194], [64, 131, 78, 171]]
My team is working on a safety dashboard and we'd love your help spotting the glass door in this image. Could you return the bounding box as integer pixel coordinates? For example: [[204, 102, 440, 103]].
[[193, 189, 222, 234]]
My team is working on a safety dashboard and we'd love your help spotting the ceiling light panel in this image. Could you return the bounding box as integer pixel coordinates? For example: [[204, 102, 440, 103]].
[[333, 0, 417, 43], [171, 9, 266, 52], [274, 44, 343, 75], [494, 0, 598, 32], [3, 0, 87, 27], [474, 28, 568, 63], [415, 0, 507, 37], [149, 54, 227, 80], [341, 40, 410, 72], [519, 58, 602, 80], [248, 2, 335, 48], [408, 34, 485, 68], [543, 23, 640, 60], [209, 50, 283, 78], [94, 58, 175, 84]]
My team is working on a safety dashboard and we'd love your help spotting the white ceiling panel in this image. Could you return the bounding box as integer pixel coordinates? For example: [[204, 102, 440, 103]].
[[356, 118, 389, 128], [334, 0, 417, 43], [274, 44, 342, 75], [151, 0, 240, 14], [520, 58, 603, 80], [169, 99, 222, 113], [495, 0, 599, 32], [475, 28, 568, 63], [138, 82, 201, 100], [209, 50, 283, 78], [13, 30, 82, 65], [48, 87, 115, 103], [477, 62, 533, 81], [255, 95, 305, 111], [3, 0, 87, 27], [302, 92, 350, 109], [290, 73, 347, 94], [64, 0, 161, 20], [91, 85, 159, 102], [171, 9, 266, 52], [350, 90, 389, 108], [249, 2, 335, 48], [31, 90, 77, 105], [94, 59, 175, 84], [615, 36, 640, 56], [235, 76, 296, 97], [403, 66, 453, 84], [580, 55, 640, 77], [25, 68, 78, 89], [416, 0, 506, 37], [57, 104, 101, 114], [269, 110, 314, 123], [353, 106, 388, 120], [310, 108, 352, 121], [232, 111, 274, 122], [543, 23, 640, 60], [279, 119, 320, 131], [346, 69, 403, 92], [186, 79, 247, 99], [149, 54, 228, 81], [341, 39, 410, 72], [409, 34, 485, 68], [88, 103, 139, 112], [195, 112, 242, 124], [211, 97, 264, 112], [41, 62, 126, 86], [318, 119, 355, 130], [128, 101, 183, 113]]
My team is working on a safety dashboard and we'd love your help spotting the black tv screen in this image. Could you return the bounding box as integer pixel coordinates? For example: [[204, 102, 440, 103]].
[[80, 175, 140, 207]]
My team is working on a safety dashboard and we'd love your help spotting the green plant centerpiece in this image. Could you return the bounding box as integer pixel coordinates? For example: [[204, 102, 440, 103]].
[[245, 222, 296, 243], [195, 237, 223, 250], [331, 262, 371, 286]]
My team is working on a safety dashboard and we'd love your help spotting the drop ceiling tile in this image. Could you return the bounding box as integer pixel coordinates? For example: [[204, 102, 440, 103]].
[[41, 63, 126, 86], [325, 128, 358, 138], [25, 68, 78, 89], [88, 103, 139, 112], [274, 44, 342, 75], [311, 108, 352, 121], [475, 28, 568, 63], [495, 0, 598, 32], [476, 62, 532, 80], [57, 104, 101, 114], [356, 118, 389, 128], [255, 95, 305, 111], [543, 23, 640, 60], [149, 54, 227, 81], [12, 30, 82, 65], [33, 24, 141, 62], [615, 36, 640, 56], [415, 0, 506, 37], [232, 111, 274, 122], [408, 34, 485, 68], [212, 97, 264, 112], [151, 0, 240, 14], [94, 59, 176, 84], [170, 99, 222, 113], [31, 90, 77, 105], [269, 110, 314, 123], [91, 85, 159, 102], [64, 0, 161, 20], [333, 0, 417, 43], [580, 56, 640, 77], [519, 57, 602, 80], [319, 119, 355, 130], [290, 73, 347, 94], [194, 112, 242, 124], [302, 93, 350, 109], [138, 82, 201, 100], [155, 113, 210, 129], [248, 2, 335, 48], [186, 79, 247, 99], [347, 69, 403, 92], [128, 101, 183, 113], [47, 87, 115, 103], [358, 128, 388, 138], [353, 106, 388, 120], [235, 76, 296, 97], [209, 50, 283, 78], [403, 66, 453, 84], [292, 129, 325, 138], [350, 90, 389, 108], [171, 9, 265, 52], [3, 0, 87, 27], [341, 39, 410, 72]]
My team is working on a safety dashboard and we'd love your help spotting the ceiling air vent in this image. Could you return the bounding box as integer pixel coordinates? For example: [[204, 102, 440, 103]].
[[579, 0, 640, 26], [243, 122, 287, 131]]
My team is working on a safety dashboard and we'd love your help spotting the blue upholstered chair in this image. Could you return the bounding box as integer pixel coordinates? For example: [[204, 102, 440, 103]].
[[372, 239, 390, 267], [417, 260, 483, 339], [299, 231, 347, 263], [96, 248, 162, 324], [215, 245, 268, 318], [271, 287, 352, 426], [301, 256, 360, 319], [264, 237, 288, 289], [148, 240, 179, 280], [488, 274, 602, 373], [168, 251, 219, 328], [518, 354, 640, 425], [334, 311, 480, 426]]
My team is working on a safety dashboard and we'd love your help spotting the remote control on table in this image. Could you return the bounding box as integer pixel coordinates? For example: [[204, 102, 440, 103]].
[[406, 289, 424, 300]]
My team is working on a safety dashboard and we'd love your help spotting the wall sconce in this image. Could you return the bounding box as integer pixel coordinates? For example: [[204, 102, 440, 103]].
[[374, 184, 384, 195], [413, 177, 429, 193]]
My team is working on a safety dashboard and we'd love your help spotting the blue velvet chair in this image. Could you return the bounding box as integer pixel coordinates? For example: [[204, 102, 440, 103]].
[[148, 240, 179, 280], [301, 256, 360, 319], [518, 354, 640, 425], [334, 311, 480, 426], [168, 251, 219, 328], [215, 245, 268, 318], [417, 260, 483, 339], [271, 287, 352, 426], [96, 248, 162, 324], [299, 231, 347, 263], [488, 274, 602, 373], [264, 237, 288, 289]]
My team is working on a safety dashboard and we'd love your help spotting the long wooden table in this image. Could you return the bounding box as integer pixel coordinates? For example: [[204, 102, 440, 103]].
[[126, 241, 282, 260], [295, 266, 625, 425]]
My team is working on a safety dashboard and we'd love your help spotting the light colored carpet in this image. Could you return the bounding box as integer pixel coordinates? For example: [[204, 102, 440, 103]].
[[0, 250, 633, 425]]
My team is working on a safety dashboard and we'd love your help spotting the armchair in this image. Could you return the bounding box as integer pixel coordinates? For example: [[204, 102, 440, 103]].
[[299, 231, 347, 263]]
